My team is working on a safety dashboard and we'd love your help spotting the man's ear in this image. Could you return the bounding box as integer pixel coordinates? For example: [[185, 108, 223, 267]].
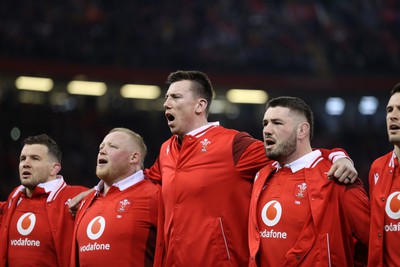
[[51, 162, 62, 175], [195, 99, 208, 114], [298, 122, 310, 140], [130, 152, 141, 165]]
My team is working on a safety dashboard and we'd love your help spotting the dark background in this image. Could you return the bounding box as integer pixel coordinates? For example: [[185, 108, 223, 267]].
[[0, 0, 399, 199]]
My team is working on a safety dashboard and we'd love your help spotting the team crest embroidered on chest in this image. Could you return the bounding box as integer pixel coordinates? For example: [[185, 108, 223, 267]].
[[294, 182, 307, 198], [116, 198, 132, 213], [200, 138, 211, 152]]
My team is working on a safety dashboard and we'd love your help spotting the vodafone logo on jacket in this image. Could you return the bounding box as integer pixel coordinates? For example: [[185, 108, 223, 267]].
[[10, 212, 41, 247], [384, 191, 400, 232], [259, 200, 287, 239], [17, 212, 36, 236], [261, 200, 282, 226], [386, 192, 400, 219], [87, 216, 106, 240], [80, 216, 111, 252]]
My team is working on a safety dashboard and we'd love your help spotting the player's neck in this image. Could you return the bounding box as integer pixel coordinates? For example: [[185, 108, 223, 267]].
[[25, 188, 34, 198], [394, 145, 400, 161], [102, 183, 111, 196]]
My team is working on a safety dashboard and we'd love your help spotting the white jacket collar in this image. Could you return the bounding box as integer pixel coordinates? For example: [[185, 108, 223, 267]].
[[186, 122, 219, 138], [277, 150, 322, 173], [13, 175, 66, 202], [95, 170, 145, 192]]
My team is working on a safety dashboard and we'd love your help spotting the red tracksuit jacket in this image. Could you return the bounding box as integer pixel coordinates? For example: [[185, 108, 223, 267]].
[[248, 152, 370, 266], [70, 172, 163, 267], [0, 177, 87, 267], [147, 124, 269, 266], [368, 151, 400, 267]]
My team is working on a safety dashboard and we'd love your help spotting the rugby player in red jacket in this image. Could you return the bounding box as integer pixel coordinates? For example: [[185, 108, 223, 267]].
[[0, 134, 88, 267], [248, 96, 370, 266], [145, 70, 359, 266], [368, 82, 400, 267], [70, 128, 162, 267]]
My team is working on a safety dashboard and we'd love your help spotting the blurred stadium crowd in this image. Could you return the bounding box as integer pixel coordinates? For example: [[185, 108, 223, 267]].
[[0, 0, 399, 199], [0, 0, 399, 74]]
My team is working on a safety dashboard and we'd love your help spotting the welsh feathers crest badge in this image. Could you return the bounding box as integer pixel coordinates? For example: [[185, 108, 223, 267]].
[[116, 198, 132, 213], [294, 182, 307, 198], [200, 138, 211, 152]]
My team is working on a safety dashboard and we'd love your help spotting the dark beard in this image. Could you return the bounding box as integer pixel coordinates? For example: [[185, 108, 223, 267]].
[[265, 133, 297, 162]]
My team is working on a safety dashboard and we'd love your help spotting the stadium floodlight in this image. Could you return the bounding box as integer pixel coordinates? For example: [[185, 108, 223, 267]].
[[67, 81, 107, 96], [358, 96, 379, 115], [15, 76, 53, 92], [325, 97, 345, 115], [226, 89, 268, 104], [120, 84, 161, 99]]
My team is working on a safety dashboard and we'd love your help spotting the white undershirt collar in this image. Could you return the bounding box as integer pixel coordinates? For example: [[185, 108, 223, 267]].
[[277, 150, 322, 173], [95, 170, 145, 192]]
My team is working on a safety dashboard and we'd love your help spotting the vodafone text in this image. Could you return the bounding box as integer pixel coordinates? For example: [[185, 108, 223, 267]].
[[10, 238, 40, 247], [385, 222, 400, 232], [260, 229, 287, 239], [80, 242, 111, 252]]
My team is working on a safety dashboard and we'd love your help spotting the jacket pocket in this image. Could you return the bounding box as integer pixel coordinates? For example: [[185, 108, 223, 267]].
[[317, 233, 331, 267], [211, 217, 231, 261]]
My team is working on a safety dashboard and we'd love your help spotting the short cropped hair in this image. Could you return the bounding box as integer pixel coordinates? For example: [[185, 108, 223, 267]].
[[390, 82, 400, 96], [266, 96, 314, 141], [167, 70, 214, 115], [22, 134, 62, 163]]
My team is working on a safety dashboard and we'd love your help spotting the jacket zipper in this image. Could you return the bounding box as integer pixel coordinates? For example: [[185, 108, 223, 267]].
[[219, 217, 231, 260], [326, 233, 331, 267]]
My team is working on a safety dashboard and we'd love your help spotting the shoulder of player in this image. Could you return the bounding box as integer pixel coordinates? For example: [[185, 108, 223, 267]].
[[136, 178, 161, 192], [371, 151, 393, 167], [59, 185, 90, 197]]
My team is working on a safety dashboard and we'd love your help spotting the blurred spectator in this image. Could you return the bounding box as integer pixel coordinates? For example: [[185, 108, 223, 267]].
[[0, 0, 398, 74]]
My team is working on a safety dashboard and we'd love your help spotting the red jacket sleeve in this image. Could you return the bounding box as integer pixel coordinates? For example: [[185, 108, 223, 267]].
[[343, 178, 370, 265], [343, 178, 370, 245], [0, 201, 5, 226], [319, 148, 350, 162], [145, 156, 162, 183], [233, 132, 271, 181], [153, 182, 165, 267]]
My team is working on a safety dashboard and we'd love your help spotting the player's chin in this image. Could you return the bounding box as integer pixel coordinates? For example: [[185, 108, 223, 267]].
[[170, 127, 183, 136], [96, 169, 107, 179], [21, 180, 35, 189], [265, 151, 276, 159]]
